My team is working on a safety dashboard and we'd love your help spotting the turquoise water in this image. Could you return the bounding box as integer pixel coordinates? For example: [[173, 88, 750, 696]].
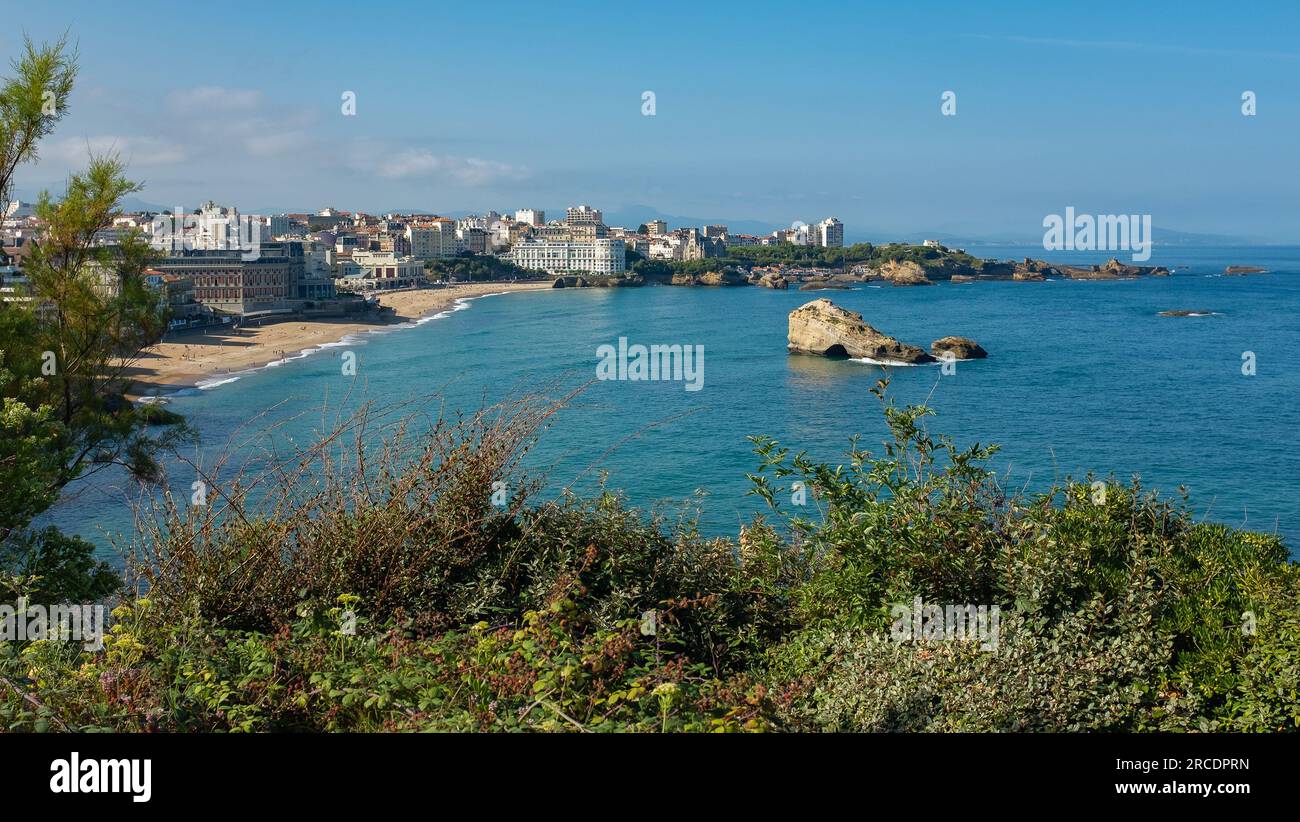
[[44, 246, 1300, 561]]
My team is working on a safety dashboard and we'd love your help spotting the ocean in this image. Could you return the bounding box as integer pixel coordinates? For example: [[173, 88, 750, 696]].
[[42, 245, 1300, 562]]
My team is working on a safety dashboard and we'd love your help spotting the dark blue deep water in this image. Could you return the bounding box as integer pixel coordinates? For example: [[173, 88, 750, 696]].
[[45, 246, 1300, 562]]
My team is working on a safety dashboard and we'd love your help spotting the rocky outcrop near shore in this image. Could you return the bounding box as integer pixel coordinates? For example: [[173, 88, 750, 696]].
[[787, 299, 935, 363], [550, 274, 644, 288], [1225, 265, 1267, 275], [754, 273, 789, 289], [672, 269, 749, 286], [798, 281, 850, 291], [552, 275, 589, 288], [876, 260, 934, 286], [587, 274, 644, 287], [931, 336, 988, 359], [1012, 258, 1057, 280]]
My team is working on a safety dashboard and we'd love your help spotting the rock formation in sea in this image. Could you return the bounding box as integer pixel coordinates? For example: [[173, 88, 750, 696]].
[[755, 273, 789, 289], [876, 260, 934, 286], [1012, 258, 1056, 280], [787, 298, 935, 363], [551, 275, 588, 288], [671, 269, 749, 286], [1055, 258, 1171, 280], [798, 282, 851, 291], [1225, 265, 1268, 275], [930, 336, 988, 359], [552, 274, 643, 288]]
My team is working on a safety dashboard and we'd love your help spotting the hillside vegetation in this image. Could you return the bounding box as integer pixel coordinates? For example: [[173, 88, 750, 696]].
[[3, 384, 1296, 733]]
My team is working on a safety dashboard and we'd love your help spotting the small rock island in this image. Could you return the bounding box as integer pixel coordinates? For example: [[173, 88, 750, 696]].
[[930, 336, 988, 359], [787, 299, 987, 364]]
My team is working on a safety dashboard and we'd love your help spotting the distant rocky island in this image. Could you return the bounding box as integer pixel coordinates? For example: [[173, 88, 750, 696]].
[[776, 255, 1171, 288], [548, 243, 1177, 291]]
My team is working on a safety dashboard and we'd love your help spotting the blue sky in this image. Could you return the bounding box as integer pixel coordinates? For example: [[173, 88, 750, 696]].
[[10, 0, 1300, 241]]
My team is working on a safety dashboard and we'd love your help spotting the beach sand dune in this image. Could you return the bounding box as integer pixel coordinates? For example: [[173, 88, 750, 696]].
[[124, 282, 551, 396]]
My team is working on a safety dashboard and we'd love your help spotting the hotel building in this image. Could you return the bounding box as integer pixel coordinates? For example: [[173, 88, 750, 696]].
[[151, 241, 304, 315], [508, 238, 625, 275]]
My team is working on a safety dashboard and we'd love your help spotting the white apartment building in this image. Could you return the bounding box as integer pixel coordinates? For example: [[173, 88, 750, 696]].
[[406, 219, 459, 259], [645, 219, 667, 236], [146, 203, 260, 254], [193, 203, 244, 249], [489, 219, 516, 250], [648, 235, 682, 260], [3, 200, 35, 219], [779, 218, 844, 247], [565, 205, 603, 225], [773, 226, 804, 245], [508, 238, 625, 275], [515, 209, 545, 226], [816, 217, 844, 248]]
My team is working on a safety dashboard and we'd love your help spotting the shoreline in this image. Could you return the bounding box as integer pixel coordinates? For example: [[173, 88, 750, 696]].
[[124, 281, 553, 398]]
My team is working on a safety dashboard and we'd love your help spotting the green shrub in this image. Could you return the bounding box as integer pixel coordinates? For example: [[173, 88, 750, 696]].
[[748, 381, 1299, 732]]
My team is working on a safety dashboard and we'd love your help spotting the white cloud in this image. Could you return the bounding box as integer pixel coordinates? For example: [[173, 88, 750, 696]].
[[373, 149, 525, 185], [42, 135, 188, 167], [243, 131, 310, 157], [165, 86, 262, 112]]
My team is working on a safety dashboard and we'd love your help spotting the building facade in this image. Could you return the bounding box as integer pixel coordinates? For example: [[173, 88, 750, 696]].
[[406, 219, 460, 259], [151, 241, 304, 315], [816, 217, 844, 248], [514, 209, 545, 226], [565, 205, 603, 225], [508, 238, 625, 275], [348, 251, 425, 290]]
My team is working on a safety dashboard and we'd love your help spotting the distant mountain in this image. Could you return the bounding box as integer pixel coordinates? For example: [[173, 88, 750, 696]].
[[119, 196, 172, 213], [1149, 227, 1268, 247]]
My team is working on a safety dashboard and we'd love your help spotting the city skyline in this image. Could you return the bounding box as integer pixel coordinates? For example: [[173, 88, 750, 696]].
[[11, 0, 1300, 242]]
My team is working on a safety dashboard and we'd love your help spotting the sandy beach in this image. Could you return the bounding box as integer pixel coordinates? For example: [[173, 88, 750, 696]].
[[124, 282, 552, 396]]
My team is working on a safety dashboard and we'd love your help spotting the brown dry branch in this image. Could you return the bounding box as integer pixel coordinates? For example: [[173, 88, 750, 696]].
[[125, 381, 583, 632]]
